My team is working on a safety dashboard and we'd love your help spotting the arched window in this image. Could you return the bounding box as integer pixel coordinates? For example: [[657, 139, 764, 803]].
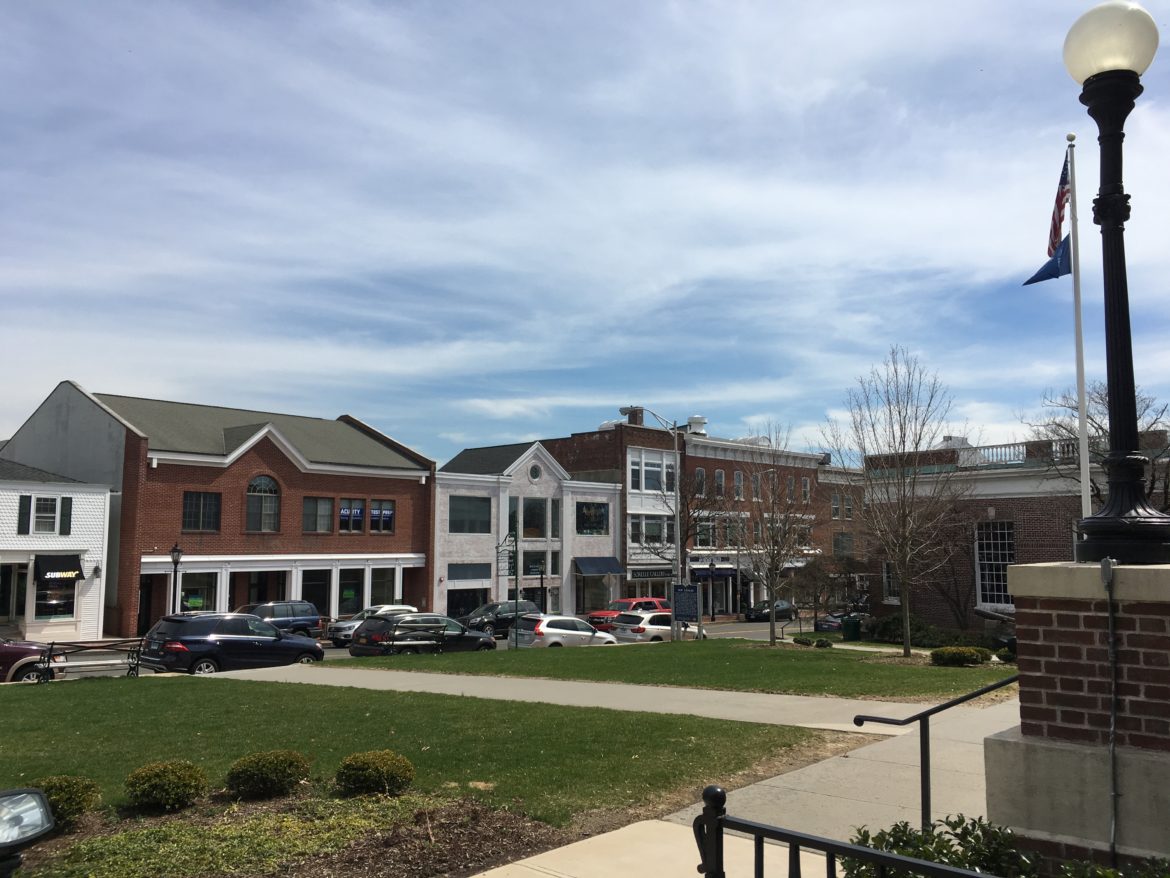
[[246, 475, 280, 532]]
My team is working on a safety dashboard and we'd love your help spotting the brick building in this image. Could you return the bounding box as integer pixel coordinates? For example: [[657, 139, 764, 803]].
[[0, 381, 434, 636]]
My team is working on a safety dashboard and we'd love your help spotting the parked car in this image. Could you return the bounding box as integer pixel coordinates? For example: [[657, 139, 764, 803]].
[[513, 614, 617, 648], [138, 613, 324, 674], [611, 611, 703, 643], [1, 637, 65, 683], [232, 600, 323, 639], [327, 604, 417, 648], [348, 613, 496, 656], [744, 600, 797, 623], [586, 597, 671, 632], [814, 613, 845, 632], [457, 600, 540, 638]]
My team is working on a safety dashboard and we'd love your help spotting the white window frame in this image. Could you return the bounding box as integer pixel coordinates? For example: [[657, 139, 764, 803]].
[[33, 496, 59, 534], [975, 521, 1016, 609]]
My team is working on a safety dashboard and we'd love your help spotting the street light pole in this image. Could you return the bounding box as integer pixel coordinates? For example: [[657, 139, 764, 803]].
[[169, 543, 183, 615], [1063, 1, 1170, 563], [539, 559, 547, 614]]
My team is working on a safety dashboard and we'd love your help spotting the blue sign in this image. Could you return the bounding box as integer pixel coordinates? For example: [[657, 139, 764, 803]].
[[672, 584, 699, 623]]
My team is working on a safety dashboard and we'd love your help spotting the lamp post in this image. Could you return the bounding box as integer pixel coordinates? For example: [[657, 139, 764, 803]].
[[1063, 1, 1170, 563], [619, 406, 685, 640], [708, 560, 716, 622], [539, 558, 547, 614], [169, 543, 183, 614]]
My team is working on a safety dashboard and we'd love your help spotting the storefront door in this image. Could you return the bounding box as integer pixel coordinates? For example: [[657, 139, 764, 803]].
[[0, 565, 14, 623]]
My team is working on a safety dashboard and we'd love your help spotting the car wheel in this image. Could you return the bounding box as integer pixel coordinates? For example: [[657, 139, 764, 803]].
[[481, 624, 495, 638], [189, 658, 218, 675], [295, 653, 317, 664], [397, 646, 419, 655], [15, 667, 46, 683], [476, 643, 494, 651], [292, 628, 310, 638], [548, 642, 563, 648], [650, 636, 663, 642]]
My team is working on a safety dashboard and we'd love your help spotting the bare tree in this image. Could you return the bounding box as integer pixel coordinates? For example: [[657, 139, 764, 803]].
[[825, 346, 971, 656], [1023, 380, 1170, 511]]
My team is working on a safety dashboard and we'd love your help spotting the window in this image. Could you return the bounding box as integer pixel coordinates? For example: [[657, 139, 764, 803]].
[[523, 498, 547, 538], [339, 498, 365, 533], [696, 521, 714, 548], [630, 460, 641, 490], [643, 516, 664, 544], [630, 517, 642, 544], [665, 462, 676, 492], [549, 551, 561, 575], [17, 495, 72, 536], [246, 476, 280, 532], [831, 494, 841, 519], [448, 563, 491, 580], [523, 551, 546, 575], [644, 460, 663, 492], [715, 469, 725, 498], [753, 520, 762, 543], [184, 492, 221, 532], [751, 473, 761, 500], [844, 495, 854, 520], [786, 476, 795, 502], [370, 568, 396, 604], [450, 496, 491, 534], [734, 471, 744, 500], [833, 531, 854, 557], [302, 497, 332, 533], [882, 562, 901, 603], [551, 498, 561, 538], [509, 496, 518, 535], [339, 569, 362, 615], [576, 502, 609, 535], [695, 468, 707, 497], [801, 477, 811, 503], [976, 521, 1016, 607], [370, 500, 395, 533], [34, 497, 57, 534], [726, 518, 745, 546]]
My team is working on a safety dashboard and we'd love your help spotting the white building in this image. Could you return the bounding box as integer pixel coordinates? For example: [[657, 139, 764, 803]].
[[435, 442, 622, 617], [0, 457, 110, 641]]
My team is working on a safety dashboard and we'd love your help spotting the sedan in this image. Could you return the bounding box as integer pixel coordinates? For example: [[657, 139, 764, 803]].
[[326, 604, 417, 648], [814, 613, 845, 632], [744, 600, 797, 623], [348, 613, 496, 656], [1, 637, 66, 683], [513, 615, 616, 648], [138, 613, 324, 675], [611, 611, 704, 643]]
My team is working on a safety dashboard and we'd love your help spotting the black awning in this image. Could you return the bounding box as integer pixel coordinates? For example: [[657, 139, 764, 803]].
[[34, 554, 84, 583], [574, 556, 625, 576]]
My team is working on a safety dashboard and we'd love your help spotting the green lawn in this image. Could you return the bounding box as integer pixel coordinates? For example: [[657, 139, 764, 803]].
[[0, 676, 808, 826], [330, 638, 1015, 699]]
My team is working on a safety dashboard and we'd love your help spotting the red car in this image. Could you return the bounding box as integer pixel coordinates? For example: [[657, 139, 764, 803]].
[[587, 597, 671, 632], [1, 637, 65, 683]]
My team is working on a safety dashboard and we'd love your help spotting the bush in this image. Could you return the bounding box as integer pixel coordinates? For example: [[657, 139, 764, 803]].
[[814, 639, 833, 649], [996, 648, 1017, 664], [846, 815, 1036, 878], [930, 646, 989, 667], [226, 750, 312, 799], [34, 775, 102, 827], [335, 750, 415, 797], [792, 636, 813, 647], [1061, 858, 1170, 878], [125, 760, 208, 812]]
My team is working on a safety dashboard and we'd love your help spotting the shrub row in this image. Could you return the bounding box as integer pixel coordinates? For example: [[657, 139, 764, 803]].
[[871, 614, 1000, 650], [34, 748, 415, 824], [930, 646, 993, 667]]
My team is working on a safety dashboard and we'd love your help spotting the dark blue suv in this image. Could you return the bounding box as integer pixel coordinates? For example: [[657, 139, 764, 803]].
[[139, 613, 323, 675], [233, 600, 323, 639]]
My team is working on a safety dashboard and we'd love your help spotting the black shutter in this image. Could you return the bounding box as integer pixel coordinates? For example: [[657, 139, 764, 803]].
[[17, 495, 31, 534], [59, 497, 73, 535]]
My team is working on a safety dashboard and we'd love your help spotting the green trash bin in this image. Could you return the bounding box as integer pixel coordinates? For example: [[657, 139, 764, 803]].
[[842, 615, 861, 642]]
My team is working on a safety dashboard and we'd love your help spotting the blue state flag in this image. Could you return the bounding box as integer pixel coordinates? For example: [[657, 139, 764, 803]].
[[1023, 234, 1071, 286]]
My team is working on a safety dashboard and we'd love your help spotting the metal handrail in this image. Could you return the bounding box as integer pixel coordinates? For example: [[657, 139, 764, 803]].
[[853, 674, 1020, 830], [694, 785, 998, 878]]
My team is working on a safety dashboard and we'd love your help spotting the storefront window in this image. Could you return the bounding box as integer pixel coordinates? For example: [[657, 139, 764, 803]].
[[523, 498, 547, 538], [35, 581, 75, 620], [576, 502, 609, 535], [301, 570, 330, 616], [338, 569, 363, 615], [180, 571, 217, 612], [370, 568, 396, 604]]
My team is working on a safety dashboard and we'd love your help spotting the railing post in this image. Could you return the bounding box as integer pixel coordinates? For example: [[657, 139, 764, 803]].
[[694, 785, 727, 878], [919, 716, 931, 831]]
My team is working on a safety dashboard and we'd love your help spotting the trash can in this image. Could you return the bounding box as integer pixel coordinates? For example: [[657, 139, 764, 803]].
[[842, 614, 862, 642]]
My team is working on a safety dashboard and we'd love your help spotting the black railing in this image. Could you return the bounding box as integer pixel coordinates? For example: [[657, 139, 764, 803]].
[[852, 674, 1020, 830], [694, 785, 997, 878]]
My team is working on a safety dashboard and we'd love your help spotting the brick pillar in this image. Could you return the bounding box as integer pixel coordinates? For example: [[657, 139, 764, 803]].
[[985, 562, 1170, 862]]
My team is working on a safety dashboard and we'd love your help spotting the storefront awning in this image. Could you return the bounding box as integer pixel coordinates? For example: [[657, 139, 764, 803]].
[[34, 554, 84, 583], [574, 557, 624, 576]]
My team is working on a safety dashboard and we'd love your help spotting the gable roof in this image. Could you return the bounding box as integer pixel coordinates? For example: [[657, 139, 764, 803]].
[[93, 392, 431, 473], [0, 458, 81, 484], [441, 443, 534, 475]]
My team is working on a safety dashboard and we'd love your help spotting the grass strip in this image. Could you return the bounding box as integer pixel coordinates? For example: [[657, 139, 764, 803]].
[[330, 638, 1015, 698]]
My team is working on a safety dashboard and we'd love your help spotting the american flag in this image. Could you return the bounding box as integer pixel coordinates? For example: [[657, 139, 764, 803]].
[[1048, 155, 1071, 257]]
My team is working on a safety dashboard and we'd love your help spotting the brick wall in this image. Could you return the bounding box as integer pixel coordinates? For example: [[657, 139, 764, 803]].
[[1015, 594, 1170, 752]]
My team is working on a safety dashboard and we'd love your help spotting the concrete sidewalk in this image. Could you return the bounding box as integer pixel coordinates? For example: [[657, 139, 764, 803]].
[[213, 664, 1020, 877]]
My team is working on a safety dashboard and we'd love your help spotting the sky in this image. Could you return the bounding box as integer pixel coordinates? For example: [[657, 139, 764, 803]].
[[3, 1, 1170, 467]]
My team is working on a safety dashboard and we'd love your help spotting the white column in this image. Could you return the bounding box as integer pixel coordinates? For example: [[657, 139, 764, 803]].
[[216, 569, 229, 612], [363, 565, 372, 607], [329, 565, 340, 619]]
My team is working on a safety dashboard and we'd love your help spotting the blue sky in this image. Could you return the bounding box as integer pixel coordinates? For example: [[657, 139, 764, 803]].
[[3, 1, 1169, 466]]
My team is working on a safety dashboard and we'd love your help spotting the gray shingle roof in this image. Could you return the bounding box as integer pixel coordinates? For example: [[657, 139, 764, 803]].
[[0, 458, 80, 484], [440, 443, 534, 475], [94, 394, 429, 472]]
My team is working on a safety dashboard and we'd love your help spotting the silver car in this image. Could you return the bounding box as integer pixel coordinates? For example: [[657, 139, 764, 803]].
[[513, 614, 617, 648], [611, 611, 703, 643], [327, 604, 416, 648]]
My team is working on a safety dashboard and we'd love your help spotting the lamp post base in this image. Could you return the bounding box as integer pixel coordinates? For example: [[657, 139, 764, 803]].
[[1075, 453, 1170, 563]]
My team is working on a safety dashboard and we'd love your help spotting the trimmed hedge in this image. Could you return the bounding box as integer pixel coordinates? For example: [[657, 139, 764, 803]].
[[35, 774, 102, 827], [930, 646, 990, 667], [125, 760, 208, 812], [814, 639, 833, 649], [335, 750, 415, 797], [226, 750, 312, 800]]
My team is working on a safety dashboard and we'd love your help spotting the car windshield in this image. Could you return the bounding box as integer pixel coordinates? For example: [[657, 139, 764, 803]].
[[606, 601, 632, 611], [469, 604, 499, 616]]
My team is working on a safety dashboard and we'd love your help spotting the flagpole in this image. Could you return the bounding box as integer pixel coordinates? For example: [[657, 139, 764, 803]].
[[1067, 133, 1092, 518]]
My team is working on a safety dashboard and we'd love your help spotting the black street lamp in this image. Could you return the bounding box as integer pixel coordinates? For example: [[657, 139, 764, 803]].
[[708, 560, 716, 622], [169, 543, 183, 614], [1064, 1, 1170, 563], [539, 559, 547, 614]]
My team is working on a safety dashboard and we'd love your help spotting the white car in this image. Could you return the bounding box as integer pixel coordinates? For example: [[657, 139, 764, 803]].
[[611, 611, 703, 643], [513, 614, 617, 648], [327, 604, 417, 647]]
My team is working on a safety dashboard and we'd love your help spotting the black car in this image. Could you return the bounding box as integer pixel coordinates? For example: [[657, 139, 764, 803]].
[[457, 600, 540, 638], [744, 600, 798, 622], [348, 613, 496, 656], [139, 613, 324, 675], [232, 600, 323, 639]]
